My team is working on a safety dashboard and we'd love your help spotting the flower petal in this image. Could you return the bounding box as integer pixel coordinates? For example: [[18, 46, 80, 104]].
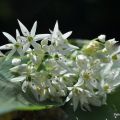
[[17, 47, 24, 56], [16, 29, 22, 43], [30, 21, 37, 37], [3, 32, 16, 43], [62, 31, 72, 39], [0, 44, 14, 50], [10, 76, 26, 82], [23, 42, 30, 52], [10, 64, 27, 73], [16, 29, 20, 38], [34, 34, 50, 41], [73, 95, 79, 111], [52, 21, 59, 38], [31, 41, 41, 50], [18, 20, 29, 36], [19, 36, 27, 44], [65, 91, 73, 102], [22, 81, 29, 92]]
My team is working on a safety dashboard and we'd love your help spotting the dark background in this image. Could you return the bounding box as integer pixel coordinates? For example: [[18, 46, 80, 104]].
[[0, 0, 120, 45]]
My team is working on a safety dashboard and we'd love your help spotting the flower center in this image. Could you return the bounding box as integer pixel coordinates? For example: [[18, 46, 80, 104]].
[[15, 43, 20, 48], [82, 71, 91, 80], [103, 83, 109, 92], [28, 36, 33, 42]]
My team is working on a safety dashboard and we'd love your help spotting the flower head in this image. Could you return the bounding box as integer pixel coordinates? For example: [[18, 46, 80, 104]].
[[0, 29, 24, 60], [18, 20, 50, 51]]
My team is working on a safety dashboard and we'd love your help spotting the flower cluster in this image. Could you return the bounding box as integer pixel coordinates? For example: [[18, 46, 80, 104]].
[[1, 20, 120, 111]]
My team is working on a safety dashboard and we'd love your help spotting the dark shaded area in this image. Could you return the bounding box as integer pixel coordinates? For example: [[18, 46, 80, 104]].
[[0, 108, 68, 120], [0, 0, 120, 45]]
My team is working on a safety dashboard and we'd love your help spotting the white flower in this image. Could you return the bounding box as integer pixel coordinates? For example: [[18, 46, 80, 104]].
[[10, 64, 36, 92], [100, 62, 120, 93], [18, 20, 50, 51], [66, 78, 91, 111], [48, 21, 78, 55], [0, 30, 24, 60], [76, 55, 88, 68], [50, 21, 72, 45]]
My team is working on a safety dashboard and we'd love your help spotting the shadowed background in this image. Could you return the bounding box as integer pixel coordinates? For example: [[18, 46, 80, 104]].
[[0, 0, 120, 45]]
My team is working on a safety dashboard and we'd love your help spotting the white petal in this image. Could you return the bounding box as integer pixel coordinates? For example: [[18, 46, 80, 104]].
[[62, 31, 72, 39], [31, 41, 41, 50], [22, 81, 29, 92], [10, 64, 27, 73], [17, 20, 29, 36], [65, 91, 73, 102], [34, 34, 50, 41], [16, 29, 21, 43], [10, 76, 26, 82], [75, 78, 84, 86], [0, 44, 14, 50], [68, 44, 79, 50], [48, 85, 56, 96], [16, 29, 20, 38], [73, 95, 79, 111], [17, 47, 24, 56], [3, 32, 16, 43], [19, 36, 27, 44], [23, 43, 30, 52], [52, 21, 59, 38], [30, 21, 37, 37], [49, 29, 53, 33]]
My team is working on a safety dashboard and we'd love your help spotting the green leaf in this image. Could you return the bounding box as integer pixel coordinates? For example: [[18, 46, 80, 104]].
[[63, 88, 120, 120], [0, 58, 61, 115]]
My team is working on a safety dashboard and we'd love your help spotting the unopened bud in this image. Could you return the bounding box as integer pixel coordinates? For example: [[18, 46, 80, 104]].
[[12, 58, 21, 66], [98, 35, 106, 42]]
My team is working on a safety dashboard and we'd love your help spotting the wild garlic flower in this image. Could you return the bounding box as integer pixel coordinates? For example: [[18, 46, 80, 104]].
[[18, 20, 50, 51], [0, 30, 24, 60], [10, 64, 37, 92], [48, 21, 78, 55]]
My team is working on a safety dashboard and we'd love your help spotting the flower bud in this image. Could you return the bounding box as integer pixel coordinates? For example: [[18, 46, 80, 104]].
[[105, 39, 118, 50], [82, 41, 100, 56], [76, 55, 87, 67], [32, 55, 37, 63], [12, 58, 21, 66], [98, 35, 106, 42], [41, 39, 48, 46]]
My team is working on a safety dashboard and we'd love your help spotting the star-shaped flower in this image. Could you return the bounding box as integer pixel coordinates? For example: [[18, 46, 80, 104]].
[[0, 29, 24, 60], [48, 21, 78, 55], [50, 21, 72, 46], [18, 20, 50, 51], [10, 64, 37, 92]]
